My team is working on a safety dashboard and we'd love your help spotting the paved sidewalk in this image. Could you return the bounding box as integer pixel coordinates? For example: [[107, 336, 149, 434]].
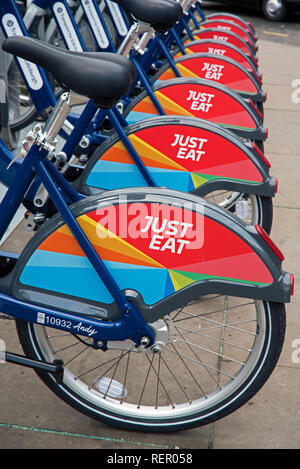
[[0, 38, 299, 450]]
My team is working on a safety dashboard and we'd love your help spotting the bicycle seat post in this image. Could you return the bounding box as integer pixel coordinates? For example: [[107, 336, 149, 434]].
[[28, 90, 84, 154], [41, 91, 71, 146], [117, 20, 154, 58], [177, 0, 192, 15]]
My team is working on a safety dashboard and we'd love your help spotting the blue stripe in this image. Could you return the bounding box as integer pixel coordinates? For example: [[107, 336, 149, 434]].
[[87, 160, 192, 192], [126, 111, 158, 125], [20, 250, 172, 305]]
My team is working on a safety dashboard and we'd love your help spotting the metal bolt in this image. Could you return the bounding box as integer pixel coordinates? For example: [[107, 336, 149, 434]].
[[140, 336, 150, 347], [151, 345, 161, 353]]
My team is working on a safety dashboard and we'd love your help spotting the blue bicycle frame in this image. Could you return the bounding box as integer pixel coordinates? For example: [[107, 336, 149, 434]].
[[0, 128, 155, 348], [0, 0, 262, 206], [0, 0, 156, 189]]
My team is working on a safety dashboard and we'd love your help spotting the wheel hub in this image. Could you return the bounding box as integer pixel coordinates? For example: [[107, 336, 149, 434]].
[[105, 318, 169, 353], [266, 0, 282, 16]]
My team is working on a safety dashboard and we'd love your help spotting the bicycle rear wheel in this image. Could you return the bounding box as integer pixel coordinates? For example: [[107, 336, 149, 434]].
[[16, 298, 285, 432]]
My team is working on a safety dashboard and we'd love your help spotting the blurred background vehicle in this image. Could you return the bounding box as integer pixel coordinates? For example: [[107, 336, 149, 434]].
[[202, 0, 300, 21]]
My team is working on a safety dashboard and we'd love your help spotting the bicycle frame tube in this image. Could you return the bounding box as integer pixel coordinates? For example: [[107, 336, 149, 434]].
[[0, 0, 56, 114], [0, 148, 37, 240], [195, 2, 206, 22], [32, 0, 50, 8], [188, 8, 201, 29], [104, 0, 129, 39], [0, 142, 155, 345], [0, 289, 154, 344], [46, 0, 86, 51], [60, 99, 100, 158], [0, 139, 20, 187], [130, 56, 166, 115], [79, 0, 116, 52], [106, 108, 156, 187], [45, 0, 117, 53], [23, 0, 48, 33]]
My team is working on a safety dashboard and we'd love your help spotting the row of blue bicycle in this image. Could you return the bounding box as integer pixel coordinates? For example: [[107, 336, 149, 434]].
[[0, 0, 293, 432]]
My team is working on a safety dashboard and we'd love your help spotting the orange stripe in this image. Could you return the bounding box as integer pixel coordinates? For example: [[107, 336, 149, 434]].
[[100, 141, 176, 170], [134, 97, 160, 114], [101, 134, 187, 171], [39, 230, 163, 267], [155, 91, 194, 117], [101, 142, 133, 164], [47, 216, 165, 268], [39, 230, 84, 256], [159, 69, 177, 81], [79, 215, 165, 268], [93, 246, 162, 267]]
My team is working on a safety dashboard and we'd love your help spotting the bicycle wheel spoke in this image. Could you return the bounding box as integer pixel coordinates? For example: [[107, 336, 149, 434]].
[[102, 350, 126, 398], [92, 349, 133, 385], [53, 340, 84, 354], [172, 324, 221, 390], [144, 353, 175, 408], [169, 342, 208, 398], [155, 353, 161, 408], [165, 347, 235, 380], [24, 293, 278, 432], [172, 301, 255, 323], [64, 345, 90, 366], [158, 352, 192, 403], [137, 354, 155, 408], [77, 352, 127, 380], [173, 324, 252, 353]]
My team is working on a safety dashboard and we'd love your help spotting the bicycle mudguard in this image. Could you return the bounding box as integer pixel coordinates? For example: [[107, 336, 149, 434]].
[[199, 20, 257, 51], [188, 28, 258, 62], [79, 116, 274, 197], [205, 13, 257, 40], [10, 188, 292, 323], [174, 40, 260, 80], [154, 53, 265, 104], [125, 79, 266, 141]]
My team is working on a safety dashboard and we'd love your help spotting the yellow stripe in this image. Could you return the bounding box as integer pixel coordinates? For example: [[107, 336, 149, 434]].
[[176, 63, 200, 78], [58, 215, 165, 269], [155, 91, 195, 117], [191, 173, 209, 188], [129, 134, 188, 172], [169, 270, 194, 291]]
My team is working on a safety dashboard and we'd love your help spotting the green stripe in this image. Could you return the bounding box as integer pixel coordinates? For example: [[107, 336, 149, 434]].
[[0, 423, 172, 448], [218, 123, 256, 131], [172, 269, 270, 286], [194, 172, 260, 185]]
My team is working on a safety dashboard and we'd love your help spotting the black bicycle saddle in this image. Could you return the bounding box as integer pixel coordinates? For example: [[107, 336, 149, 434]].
[[114, 0, 183, 32], [2, 36, 137, 108]]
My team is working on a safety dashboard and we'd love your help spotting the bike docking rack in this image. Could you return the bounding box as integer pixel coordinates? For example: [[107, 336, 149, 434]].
[[0, 0, 295, 433]]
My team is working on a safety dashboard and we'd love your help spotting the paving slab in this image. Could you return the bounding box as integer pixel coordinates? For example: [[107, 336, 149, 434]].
[[213, 365, 300, 449], [0, 313, 212, 450], [211, 37, 300, 449], [257, 41, 300, 86]]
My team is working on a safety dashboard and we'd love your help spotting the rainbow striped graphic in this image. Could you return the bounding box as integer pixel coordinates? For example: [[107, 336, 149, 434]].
[[87, 131, 260, 192], [20, 206, 273, 307]]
